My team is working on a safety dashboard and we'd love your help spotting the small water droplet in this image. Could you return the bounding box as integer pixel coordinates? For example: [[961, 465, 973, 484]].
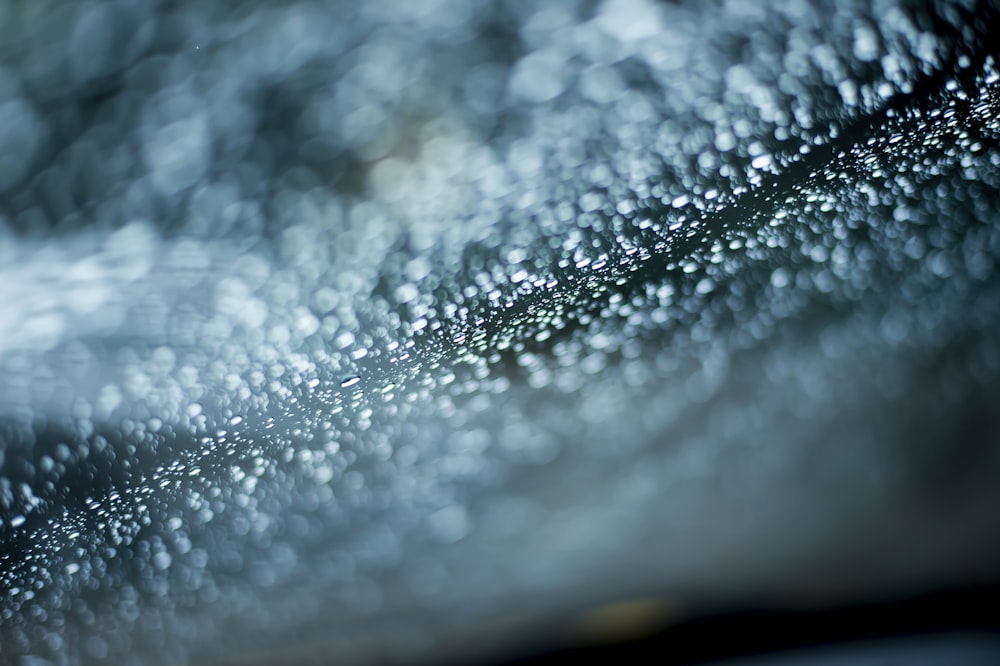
[[340, 376, 361, 388], [152, 551, 173, 571]]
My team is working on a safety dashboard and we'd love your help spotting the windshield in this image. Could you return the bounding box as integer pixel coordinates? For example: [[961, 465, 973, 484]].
[[1, 1, 999, 664]]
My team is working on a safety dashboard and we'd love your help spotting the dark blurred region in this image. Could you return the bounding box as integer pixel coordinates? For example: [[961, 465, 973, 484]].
[[498, 585, 1000, 665]]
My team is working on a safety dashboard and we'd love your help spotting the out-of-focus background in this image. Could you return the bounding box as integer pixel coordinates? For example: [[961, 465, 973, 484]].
[[1, 0, 999, 663]]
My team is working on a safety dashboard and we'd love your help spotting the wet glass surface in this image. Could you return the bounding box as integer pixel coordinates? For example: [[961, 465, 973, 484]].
[[1, 1, 999, 664]]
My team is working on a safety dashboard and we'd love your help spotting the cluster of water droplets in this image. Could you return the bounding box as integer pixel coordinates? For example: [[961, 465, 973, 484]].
[[2, 0, 1000, 664]]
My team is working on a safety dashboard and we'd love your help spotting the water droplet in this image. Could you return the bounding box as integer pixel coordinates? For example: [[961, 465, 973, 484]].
[[152, 551, 172, 571], [340, 376, 361, 388]]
